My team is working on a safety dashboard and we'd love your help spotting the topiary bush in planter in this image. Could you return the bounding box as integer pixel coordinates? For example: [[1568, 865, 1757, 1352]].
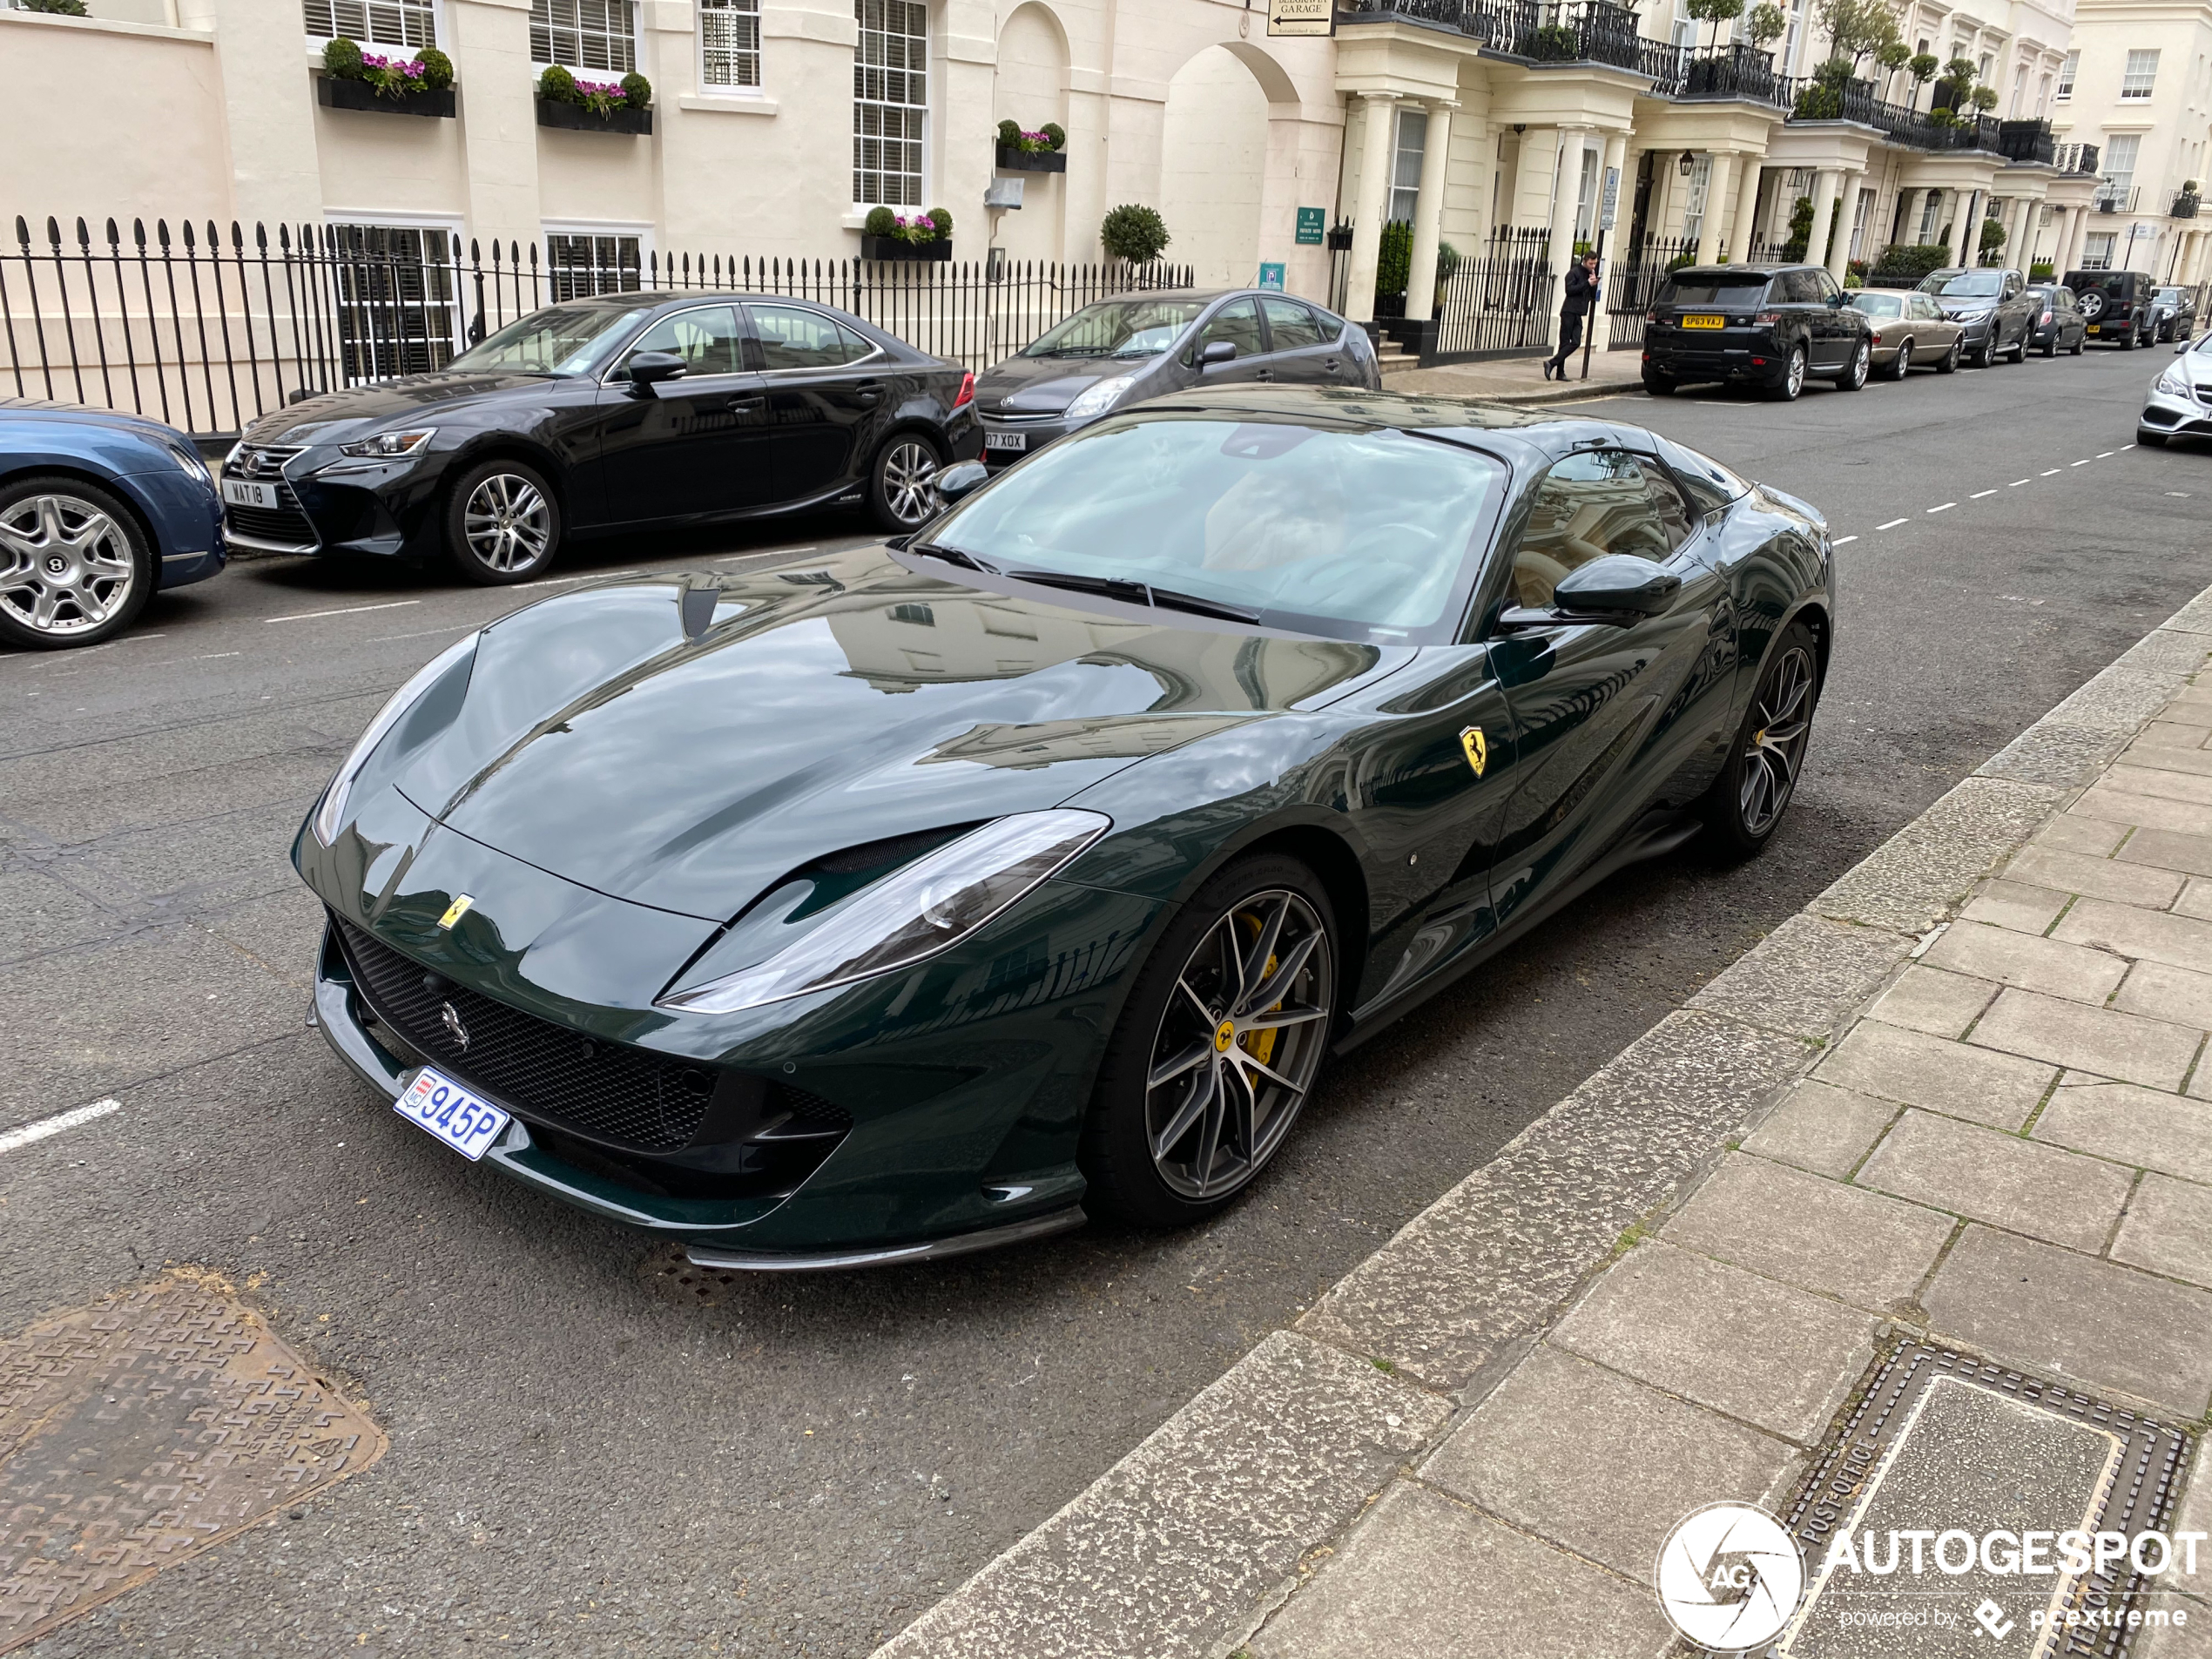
[[1101, 204, 1170, 263], [861, 207, 953, 260], [320, 36, 457, 116], [536, 65, 653, 132]]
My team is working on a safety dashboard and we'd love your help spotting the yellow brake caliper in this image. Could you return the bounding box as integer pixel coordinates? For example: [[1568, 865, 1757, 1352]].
[[1232, 913, 1284, 1067]]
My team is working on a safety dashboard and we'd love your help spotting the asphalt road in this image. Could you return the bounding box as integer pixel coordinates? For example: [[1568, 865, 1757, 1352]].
[[4, 341, 2208, 1657]]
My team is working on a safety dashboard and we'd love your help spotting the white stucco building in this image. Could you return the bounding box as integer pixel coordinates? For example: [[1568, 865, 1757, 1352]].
[[2053, 0, 2212, 278]]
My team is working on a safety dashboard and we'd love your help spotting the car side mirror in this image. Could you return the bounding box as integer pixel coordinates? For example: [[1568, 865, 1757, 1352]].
[[1199, 341, 1238, 368], [625, 351, 688, 394], [1495, 555, 1684, 632], [933, 460, 989, 507], [1829, 292, 1847, 308]]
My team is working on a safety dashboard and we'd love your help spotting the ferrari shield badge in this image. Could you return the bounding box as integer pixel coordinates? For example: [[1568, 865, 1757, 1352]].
[[437, 894, 475, 931], [1459, 726, 1487, 778]]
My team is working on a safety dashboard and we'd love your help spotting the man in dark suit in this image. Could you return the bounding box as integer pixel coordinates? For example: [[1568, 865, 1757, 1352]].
[[1545, 250, 1601, 380]]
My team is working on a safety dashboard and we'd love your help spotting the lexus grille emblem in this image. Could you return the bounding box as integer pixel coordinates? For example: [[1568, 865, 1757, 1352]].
[[440, 1001, 469, 1050]]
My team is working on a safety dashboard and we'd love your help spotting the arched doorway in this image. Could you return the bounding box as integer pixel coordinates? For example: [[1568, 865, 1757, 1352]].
[[1158, 44, 1275, 287]]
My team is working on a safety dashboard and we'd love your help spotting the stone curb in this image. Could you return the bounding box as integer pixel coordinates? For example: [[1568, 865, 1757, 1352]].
[[873, 589, 2212, 1659]]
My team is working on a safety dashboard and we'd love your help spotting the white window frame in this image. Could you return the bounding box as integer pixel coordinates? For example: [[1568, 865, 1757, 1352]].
[[1388, 107, 1427, 225], [541, 219, 655, 300], [2056, 50, 2077, 98], [2121, 48, 2160, 99], [853, 0, 931, 210], [529, 0, 640, 76], [318, 211, 466, 377], [304, 0, 441, 50], [698, 0, 763, 93], [1682, 153, 1711, 246]]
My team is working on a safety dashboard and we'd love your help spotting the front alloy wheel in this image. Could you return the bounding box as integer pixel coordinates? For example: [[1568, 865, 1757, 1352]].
[[869, 434, 943, 532], [446, 460, 560, 584], [1701, 621, 1820, 860], [1082, 856, 1338, 1226], [1937, 338, 1961, 374], [0, 478, 152, 649]]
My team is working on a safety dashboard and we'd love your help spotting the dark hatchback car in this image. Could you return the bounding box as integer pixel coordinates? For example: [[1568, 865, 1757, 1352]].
[[297, 384, 1834, 1268], [1916, 267, 2037, 365], [2024, 283, 2089, 355], [974, 289, 1379, 468], [2065, 269, 2159, 348], [220, 293, 980, 583], [1642, 263, 1874, 400], [2153, 285, 2199, 342]]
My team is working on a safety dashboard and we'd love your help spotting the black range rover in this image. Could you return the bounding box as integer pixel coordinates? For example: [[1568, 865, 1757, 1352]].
[[1642, 263, 1875, 401]]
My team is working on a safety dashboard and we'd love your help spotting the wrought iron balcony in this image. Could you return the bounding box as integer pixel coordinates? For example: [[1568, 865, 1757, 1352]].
[[1997, 118, 2056, 165], [2094, 184, 2141, 213], [2174, 192, 2201, 219], [1338, 0, 1646, 71], [2054, 142, 2101, 175], [1786, 75, 2004, 152]]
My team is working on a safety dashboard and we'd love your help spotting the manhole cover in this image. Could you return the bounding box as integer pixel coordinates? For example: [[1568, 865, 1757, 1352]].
[[1770, 1344, 2192, 1658], [0, 1272, 385, 1654]]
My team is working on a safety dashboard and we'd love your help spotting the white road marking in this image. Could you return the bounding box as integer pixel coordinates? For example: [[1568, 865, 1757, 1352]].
[[1927, 502, 1956, 514], [265, 599, 421, 624], [370, 624, 480, 644], [2097, 451, 2115, 458], [2042, 469, 2062, 475], [1971, 489, 1997, 499], [196, 651, 240, 660], [2071, 459, 2092, 466], [1876, 517, 1909, 530], [2123, 443, 2136, 449], [0, 1098, 119, 1157], [2010, 479, 2031, 486], [1833, 535, 1859, 544]]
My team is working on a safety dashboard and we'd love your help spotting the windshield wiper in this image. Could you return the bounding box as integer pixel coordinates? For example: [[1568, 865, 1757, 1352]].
[[1030, 347, 1113, 358], [1001, 568, 1260, 624], [907, 541, 998, 574]]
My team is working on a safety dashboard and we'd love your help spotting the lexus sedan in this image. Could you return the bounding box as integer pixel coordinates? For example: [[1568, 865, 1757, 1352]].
[[1, 400, 226, 650], [297, 385, 1833, 1268], [221, 293, 980, 583], [974, 290, 1379, 467]]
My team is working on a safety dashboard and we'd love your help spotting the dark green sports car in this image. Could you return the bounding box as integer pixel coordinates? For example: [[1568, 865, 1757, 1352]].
[[296, 385, 1832, 1269]]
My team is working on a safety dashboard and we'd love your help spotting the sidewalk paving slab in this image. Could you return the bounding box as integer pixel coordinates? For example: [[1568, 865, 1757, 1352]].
[[1854, 1108, 2133, 1252], [2032, 1073, 2212, 1182], [1813, 1019, 2056, 1130], [1738, 1079, 1898, 1177]]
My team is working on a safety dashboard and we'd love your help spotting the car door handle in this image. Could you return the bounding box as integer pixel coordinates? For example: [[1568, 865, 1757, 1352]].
[[853, 381, 883, 408], [1256, 368, 1273, 381], [726, 395, 766, 414]]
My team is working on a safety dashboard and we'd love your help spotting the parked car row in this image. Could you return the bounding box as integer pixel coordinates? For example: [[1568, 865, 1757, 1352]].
[[2, 287, 1378, 651], [1639, 261, 2173, 400]]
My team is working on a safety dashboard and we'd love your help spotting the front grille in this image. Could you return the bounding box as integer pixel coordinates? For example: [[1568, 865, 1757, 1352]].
[[334, 916, 716, 1153], [224, 500, 319, 546]]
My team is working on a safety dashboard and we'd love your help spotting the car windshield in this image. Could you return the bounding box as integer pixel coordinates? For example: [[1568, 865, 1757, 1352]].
[[2157, 287, 2185, 302], [925, 413, 1506, 641], [1848, 293, 1902, 316], [447, 304, 650, 374], [1659, 279, 1768, 308], [1925, 272, 2004, 298], [1022, 299, 1214, 359]]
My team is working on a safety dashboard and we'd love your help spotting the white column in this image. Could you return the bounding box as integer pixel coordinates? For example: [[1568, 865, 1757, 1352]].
[[1950, 190, 1978, 266], [1827, 171, 1860, 279], [1404, 100, 1458, 323], [1344, 92, 1399, 325], [1546, 126, 1591, 280], [1729, 158, 1764, 264], [2008, 195, 2036, 267], [1695, 152, 1736, 266], [1805, 168, 1840, 271]]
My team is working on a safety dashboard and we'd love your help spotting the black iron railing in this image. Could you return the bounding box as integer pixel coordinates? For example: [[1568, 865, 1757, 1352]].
[[1998, 119, 2056, 165], [2054, 143, 2101, 176], [1339, 0, 1644, 71], [1787, 76, 2004, 152], [0, 214, 1193, 436], [1427, 226, 1554, 363], [2175, 194, 2202, 219], [1606, 234, 1692, 352], [2094, 185, 2141, 214]]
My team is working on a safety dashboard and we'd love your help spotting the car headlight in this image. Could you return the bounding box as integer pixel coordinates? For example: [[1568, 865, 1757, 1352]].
[[657, 809, 1111, 1015], [338, 428, 437, 459], [1960, 307, 1995, 322], [164, 441, 212, 485], [311, 631, 481, 846], [2157, 362, 2193, 397], [1064, 377, 1136, 422]]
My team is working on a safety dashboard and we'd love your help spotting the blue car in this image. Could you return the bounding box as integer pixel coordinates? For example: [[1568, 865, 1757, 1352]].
[[0, 400, 226, 649]]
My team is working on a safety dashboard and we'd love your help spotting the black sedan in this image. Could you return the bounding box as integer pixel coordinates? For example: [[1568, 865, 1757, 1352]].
[[974, 289, 1379, 468], [220, 293, 980, 583], [296, 385, 1834, 1268]]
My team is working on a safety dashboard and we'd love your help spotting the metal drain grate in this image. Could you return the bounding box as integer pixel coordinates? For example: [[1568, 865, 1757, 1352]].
[[1770, 1343, 2194, 1658]]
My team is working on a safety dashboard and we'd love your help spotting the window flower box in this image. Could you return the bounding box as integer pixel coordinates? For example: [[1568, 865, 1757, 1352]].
[[860, 235, 953, 261], [536, 96, 653, 134], [995, 145, 1066, 173], [318, 74, 456, 118]]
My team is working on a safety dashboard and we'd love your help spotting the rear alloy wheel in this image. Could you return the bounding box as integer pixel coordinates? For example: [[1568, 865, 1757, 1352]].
[[868, 433, 944, 533], [2010, 330, 2028, 363], [446, 459, 560, 584], [2080, 290, 2107, 325], [0, 475, 154, 650], [1887, 336, 1914, 380], [2071, 331, 2086, 356], [1937, 338, 1961, 374], [1764, 345, 1807, 401], [1643, 374, 1676, 396], [2043, 332, 2059, 358], [1972, 334, 1995, 368], [1082, 855, 1338, 1227], [1835, 340, 1870, 390], [1700, 621, 1821, 860]]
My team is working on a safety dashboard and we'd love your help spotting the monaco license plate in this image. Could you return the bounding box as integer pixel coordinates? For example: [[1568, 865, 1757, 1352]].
[[221, 478, 277, 509], [1682, 314, 1725, 329], [984, 430, 1028, 452], [395, 1067, 509, 1162]]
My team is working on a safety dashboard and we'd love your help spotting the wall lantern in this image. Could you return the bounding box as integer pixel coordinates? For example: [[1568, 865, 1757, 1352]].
[[1678, 150, 1696, 177]]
